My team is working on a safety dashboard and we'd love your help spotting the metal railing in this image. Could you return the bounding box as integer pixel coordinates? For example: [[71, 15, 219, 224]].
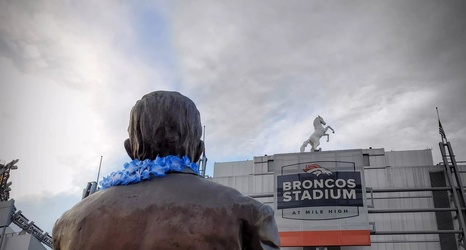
[[10, 208, 53, 248]]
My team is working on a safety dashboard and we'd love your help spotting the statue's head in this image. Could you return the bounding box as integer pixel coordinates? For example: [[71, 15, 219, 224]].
[[124, 91, 204, 162], [313, 115, 326, 126]]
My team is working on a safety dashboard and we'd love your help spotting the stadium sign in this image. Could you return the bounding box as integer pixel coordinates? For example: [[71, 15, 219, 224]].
[[277, 161, 363, 220], [273, 151, 370, 246]]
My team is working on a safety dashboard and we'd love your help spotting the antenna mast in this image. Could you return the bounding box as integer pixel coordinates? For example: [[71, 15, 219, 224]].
[[201, 126, 208, 177], [96, 155, 103, 184]]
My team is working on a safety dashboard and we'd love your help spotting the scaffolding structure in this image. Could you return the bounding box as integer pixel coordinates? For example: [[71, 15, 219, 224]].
[[438, 140, 466, 249], [0, 160, 53, 249]]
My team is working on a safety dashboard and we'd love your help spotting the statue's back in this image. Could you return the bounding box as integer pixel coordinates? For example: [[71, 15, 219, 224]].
[[53, 173, 279, 250]]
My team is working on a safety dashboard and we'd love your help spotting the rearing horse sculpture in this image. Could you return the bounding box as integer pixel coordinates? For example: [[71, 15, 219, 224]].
[[300, 115, 335, 152]]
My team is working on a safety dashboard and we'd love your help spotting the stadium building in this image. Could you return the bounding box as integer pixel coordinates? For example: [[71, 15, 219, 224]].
[[212, 143, 465, 250]]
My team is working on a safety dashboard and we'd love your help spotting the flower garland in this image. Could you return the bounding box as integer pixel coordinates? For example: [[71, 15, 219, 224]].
[[99, 155, 199, 189]]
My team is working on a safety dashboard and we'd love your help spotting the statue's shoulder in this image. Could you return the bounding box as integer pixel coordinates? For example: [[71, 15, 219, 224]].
[[53, 190, 109, 249], [54, 190, 107, 225]]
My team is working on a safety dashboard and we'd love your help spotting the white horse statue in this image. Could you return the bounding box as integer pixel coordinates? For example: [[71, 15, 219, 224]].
[[300, 115, 335, 152]]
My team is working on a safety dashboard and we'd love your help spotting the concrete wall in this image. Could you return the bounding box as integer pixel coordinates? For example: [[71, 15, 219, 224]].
[[1, 231, 46, 250]]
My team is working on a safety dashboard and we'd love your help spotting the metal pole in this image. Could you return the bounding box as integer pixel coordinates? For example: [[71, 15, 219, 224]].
[[96, 156, 103, 184], [440, 142, 466, 244], [447, 142, 466, 209], [372, 230, 463, 235], [369, 208, 465, 213], [371, 187, 457, 192], [201, 126, 207, 177], [203, 126, 206, 148], [0, 226, 6, 250]]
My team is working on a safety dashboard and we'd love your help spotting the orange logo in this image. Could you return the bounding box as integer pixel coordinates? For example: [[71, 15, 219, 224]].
[[303, 164, 332, 176]]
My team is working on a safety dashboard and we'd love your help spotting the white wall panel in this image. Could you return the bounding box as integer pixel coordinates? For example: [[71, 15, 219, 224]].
[[213, 160, 253, 177]]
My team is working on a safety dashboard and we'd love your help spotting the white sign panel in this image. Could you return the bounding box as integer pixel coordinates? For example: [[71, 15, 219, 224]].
[[273, 150, 371, 246]]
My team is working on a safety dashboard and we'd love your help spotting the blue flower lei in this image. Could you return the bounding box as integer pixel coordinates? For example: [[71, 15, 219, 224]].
[[99, 155, 199, 189]]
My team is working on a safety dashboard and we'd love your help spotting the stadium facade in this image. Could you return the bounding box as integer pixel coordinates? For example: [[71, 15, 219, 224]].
[[212, 148, 464, 250]]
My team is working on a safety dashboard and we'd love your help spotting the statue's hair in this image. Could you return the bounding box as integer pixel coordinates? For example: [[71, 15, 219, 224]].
[[124, 91, 203, 162]]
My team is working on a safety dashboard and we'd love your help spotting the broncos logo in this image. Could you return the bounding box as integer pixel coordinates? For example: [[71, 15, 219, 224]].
[[303, 164, 332, 176]]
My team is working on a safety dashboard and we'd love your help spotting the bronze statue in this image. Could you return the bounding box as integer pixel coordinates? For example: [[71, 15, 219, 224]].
[[53, 91, 280, 250]]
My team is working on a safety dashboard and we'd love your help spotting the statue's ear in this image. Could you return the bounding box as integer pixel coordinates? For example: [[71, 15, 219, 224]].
[[124, 139, 135, 159]]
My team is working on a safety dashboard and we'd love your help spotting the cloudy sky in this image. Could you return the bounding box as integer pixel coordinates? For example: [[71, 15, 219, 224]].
[[1, 0, 465, 238]]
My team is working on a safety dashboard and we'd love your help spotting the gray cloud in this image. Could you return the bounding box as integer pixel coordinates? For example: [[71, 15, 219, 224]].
[[0, 0, 172, 195], [172, 0, 466, 164], [1, 0, 466, 238]]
